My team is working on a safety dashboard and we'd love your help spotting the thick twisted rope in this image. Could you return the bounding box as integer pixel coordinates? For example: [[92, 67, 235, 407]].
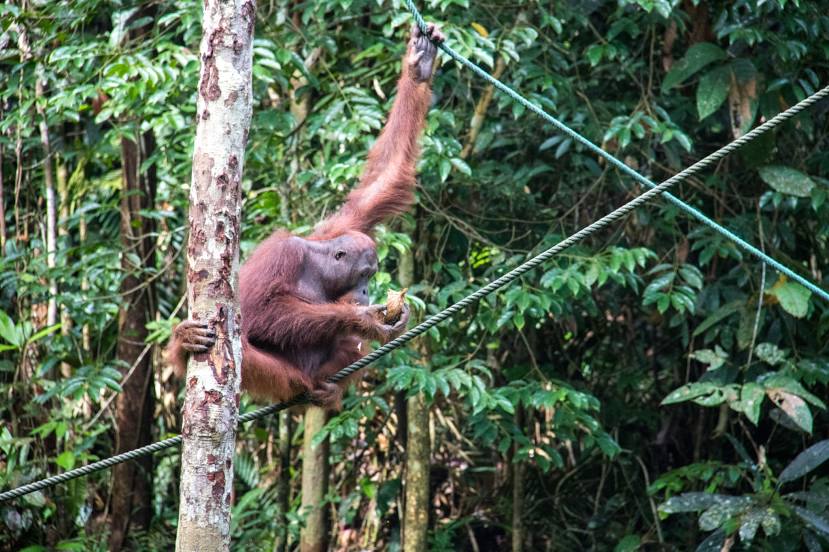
[[405, 0, 829, 304], [3, 10, 828, 504], [0, 394, 309, 502]]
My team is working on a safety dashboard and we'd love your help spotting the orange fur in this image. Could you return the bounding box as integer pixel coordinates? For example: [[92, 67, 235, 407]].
[[166, 28, 436, 408]]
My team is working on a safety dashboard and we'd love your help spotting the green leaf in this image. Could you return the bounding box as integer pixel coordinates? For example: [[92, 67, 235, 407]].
[[662, 382, 718, 405], [690, 347, 728, 370], [786, 491, 829, 506], [762, 375, 825, 408], [739, 508, 764, 542], [695, 530, 726, 552], [659, 492, 727, 514], [450, 158, 472, 176], [769, 280, 811, 318], [692, 301, 741, 337], [736, 383, 765, 425], [439, 158, 451, 182], [698, 497, 751, 531], [662, 43, 727, 91], [28, 323, 62, 344], [778, 440, 829, 484], [767, 389, 813, 433], [761, 508, 781, 536], [56, 451, 76, 470], [754, 343, 786, 365], [793, 506, 829, 536], [653, 0, 673, 18], [0, 310, 20, 347], [613, 535, 641, 552], [697, 65, 731, 120], [586, 44, 603, 66], [758, 166, 815, 198]]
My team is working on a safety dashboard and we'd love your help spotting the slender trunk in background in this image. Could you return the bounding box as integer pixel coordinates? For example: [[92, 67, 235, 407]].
[[403, 393, 430, 552], [273, 410, 292, 552], [394, 234, 412, 540], [285, 47, 321, 223], [56, 157, 71, 378], [175, 0, 254, 548], [14, 105, 23, 245], [460, 56, 506, 159], [511, 406, 526, 552], [401, 219, 431, 552], [108, 130, 157, 551], [35, 69, 58, 329], [79, 214, 91, 353], [0, 140, 6, 254], [300, 407, 330, 552]]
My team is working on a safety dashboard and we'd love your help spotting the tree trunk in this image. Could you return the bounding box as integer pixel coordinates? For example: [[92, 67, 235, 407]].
[[300, 407, 330, 552], [460, 56, 506, 159], [400, 225, 431, 552], [175, 0, 254, 549], [57, 157, 72, 378], [511, 406, 526, 552], [79, 214, 91, 354], [108, 130, 157, 552], [393, 237, 415, 542], [273, 410, 292, 552], [0, 140, 6, 255], [35, 69, 58, 329], [403, 393, 430, 552]]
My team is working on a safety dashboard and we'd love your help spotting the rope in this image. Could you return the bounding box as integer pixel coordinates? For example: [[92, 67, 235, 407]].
[[0, 394, 309, 503], [405, 0, 829, 304], [3, 9, 828, 504]]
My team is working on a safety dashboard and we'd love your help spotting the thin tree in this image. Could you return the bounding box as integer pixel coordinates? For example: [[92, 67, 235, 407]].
[[175, 0, 254, 549], [401, 222, 430, 552], [109, 128, 157, 550], [300, 408, 330, 552]]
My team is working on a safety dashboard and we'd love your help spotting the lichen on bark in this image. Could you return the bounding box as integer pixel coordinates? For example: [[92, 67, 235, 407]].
[[175, 1, 255, 550]]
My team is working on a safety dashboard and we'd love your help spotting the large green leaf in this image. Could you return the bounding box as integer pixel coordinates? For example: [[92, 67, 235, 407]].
[[698, 497, 752, 531], [769, 280, 812, 318], [0, 310, 20, 347], [779, 440, 829, 484], [767, 390, 813, 433], [659, 492, 728, 513], [692, 300, 742, 337], [697, 65, 731, 120], [739, 508, 764, 543], [662, 43, 727, 91], [734, 383, 765, 425], [793, 506, 829, 536], [758, 166, 815, 197], [661, 382, 718, 405]]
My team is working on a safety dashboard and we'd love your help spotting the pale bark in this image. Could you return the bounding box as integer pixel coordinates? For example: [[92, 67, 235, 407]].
[[300, 407, 330, 552], [57, 158, 71, 378], [35, 70, 58, 328], [175, 0, 254, 549], [79, 215, 91, 353]]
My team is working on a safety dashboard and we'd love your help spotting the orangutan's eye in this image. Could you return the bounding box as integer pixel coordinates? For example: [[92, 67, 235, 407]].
[[334, 250, 346, 260]]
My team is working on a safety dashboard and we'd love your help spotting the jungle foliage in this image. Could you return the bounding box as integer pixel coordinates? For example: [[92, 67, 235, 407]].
[[1, 0, 829, 550]]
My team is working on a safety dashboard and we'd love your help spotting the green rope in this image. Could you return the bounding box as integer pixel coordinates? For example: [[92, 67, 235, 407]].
[[3, 10, 829, 504], [405, 0, 829, 304]]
